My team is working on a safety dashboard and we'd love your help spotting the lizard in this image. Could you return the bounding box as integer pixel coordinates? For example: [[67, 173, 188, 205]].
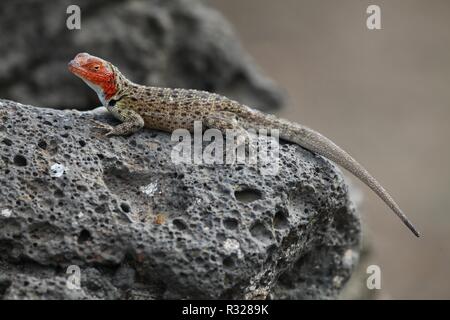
[[68, 52, 420, 237]]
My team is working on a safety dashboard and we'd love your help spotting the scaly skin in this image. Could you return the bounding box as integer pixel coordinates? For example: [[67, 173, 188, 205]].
[[68, 52, 420, 237]]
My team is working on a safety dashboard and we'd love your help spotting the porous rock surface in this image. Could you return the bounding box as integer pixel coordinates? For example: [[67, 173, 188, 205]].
[[0, 100, 360, 299], [0, 0, 283, 112]]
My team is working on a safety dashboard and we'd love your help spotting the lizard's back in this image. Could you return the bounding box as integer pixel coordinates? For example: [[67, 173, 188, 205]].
[[120, 85, 250, 131]]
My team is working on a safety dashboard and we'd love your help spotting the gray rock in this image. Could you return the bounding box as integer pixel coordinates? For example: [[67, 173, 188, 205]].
[[0, 100, 360, 299], [0, 0, 283, 112]]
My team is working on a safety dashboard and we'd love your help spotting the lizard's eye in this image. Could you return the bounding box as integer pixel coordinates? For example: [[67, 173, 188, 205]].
[[93, 65, 100, 71]]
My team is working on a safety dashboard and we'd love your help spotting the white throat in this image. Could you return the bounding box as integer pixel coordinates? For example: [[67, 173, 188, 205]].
[[82, 78, 107, 106]]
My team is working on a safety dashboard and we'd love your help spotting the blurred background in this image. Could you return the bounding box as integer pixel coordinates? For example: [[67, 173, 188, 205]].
[[211, 0, 450, 299], [1, 0, 449, 299]]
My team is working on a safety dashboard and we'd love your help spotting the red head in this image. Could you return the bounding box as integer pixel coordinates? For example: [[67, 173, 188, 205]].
[[68, 53, 118, 103]]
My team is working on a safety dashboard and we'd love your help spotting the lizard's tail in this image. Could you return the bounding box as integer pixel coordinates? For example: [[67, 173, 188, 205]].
[[242, 112, 420, 237]]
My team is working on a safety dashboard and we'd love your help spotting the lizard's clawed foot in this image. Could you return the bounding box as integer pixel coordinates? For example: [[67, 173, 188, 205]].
[[90, 119, 115, 137]]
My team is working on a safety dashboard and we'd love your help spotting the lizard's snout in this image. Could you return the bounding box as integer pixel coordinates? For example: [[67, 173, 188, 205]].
[[73, 52, 91, 63], [75, 52, 90, 58], [68, 59, 79, 72], [69, 53, 91, 68], [68, 60, 77, 67]]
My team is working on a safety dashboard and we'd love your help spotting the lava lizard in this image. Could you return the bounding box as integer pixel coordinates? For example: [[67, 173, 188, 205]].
[[68, 52, 420, 237]]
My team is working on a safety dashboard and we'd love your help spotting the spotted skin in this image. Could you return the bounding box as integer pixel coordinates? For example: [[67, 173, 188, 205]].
[[68, 53, 420, 237]]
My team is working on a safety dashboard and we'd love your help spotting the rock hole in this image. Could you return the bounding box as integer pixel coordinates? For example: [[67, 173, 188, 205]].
[[223, 256, 235, 268], [250, 222, 272, 242], [173, 219, 187, 230], [234, 188, 262, 203], [54, 189, 64, 198], [37, 140, 48, 149], [76, 185, 88, 192], [120, 202, 131, 213], [13, 155, 27, 167], [2, 138, 12, 146], [95, 204, 107, 214], [78, 229, 92, 244], [273, 211, 289, 230], [223, 218, 238, 230]]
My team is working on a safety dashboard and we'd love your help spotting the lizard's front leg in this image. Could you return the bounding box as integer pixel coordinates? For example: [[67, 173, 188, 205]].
[[92, 108, 144, 137]]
